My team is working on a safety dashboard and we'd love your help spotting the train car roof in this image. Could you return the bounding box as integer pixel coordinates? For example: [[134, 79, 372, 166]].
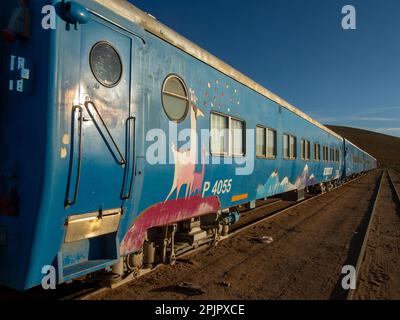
[[94, 0, 343, 140]]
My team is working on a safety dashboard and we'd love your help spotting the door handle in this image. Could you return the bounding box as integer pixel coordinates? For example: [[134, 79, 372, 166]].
[[65, 105, 83, 207], [122, 116, 136, 200], [84, 101, 126, 166]]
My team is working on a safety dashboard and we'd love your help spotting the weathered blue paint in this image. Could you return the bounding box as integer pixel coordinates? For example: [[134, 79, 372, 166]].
[[344, 139, 376, 176], [0, 0, 377, 290]]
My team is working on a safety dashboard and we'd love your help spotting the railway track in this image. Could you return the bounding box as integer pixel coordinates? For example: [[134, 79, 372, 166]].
[[347, 169, 400, 300], [0, 171, 377, 300], [388, 169, 400, 202], [76, 172, 374, 300]]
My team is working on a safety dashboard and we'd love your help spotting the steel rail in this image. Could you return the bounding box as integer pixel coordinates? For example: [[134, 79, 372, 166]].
[[74, 171, 376, 300], [387, 170, 400, 205], [347, 170, 385, 300]]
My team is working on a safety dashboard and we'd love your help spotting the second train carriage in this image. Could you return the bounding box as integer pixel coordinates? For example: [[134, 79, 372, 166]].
[[0, 0, 376, 290], [344, 139, 377, 178]]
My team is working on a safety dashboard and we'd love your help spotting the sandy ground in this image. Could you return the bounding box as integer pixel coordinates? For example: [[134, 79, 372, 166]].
[[92, 172, 382, 300], [354, 171, 400, 299]]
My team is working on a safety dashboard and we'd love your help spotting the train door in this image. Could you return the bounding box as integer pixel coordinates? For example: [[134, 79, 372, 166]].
[[66, 15, 135, 220]]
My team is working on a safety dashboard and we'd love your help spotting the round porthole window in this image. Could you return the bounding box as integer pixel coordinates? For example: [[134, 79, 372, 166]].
[[90, 42, 122, 88], [162, 75, 189, 122]]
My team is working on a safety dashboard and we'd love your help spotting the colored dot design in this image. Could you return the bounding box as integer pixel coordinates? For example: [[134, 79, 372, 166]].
[[203, 81, 239, 111]]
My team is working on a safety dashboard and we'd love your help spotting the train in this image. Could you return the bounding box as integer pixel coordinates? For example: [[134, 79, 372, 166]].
[[0, 0, 377, 290]]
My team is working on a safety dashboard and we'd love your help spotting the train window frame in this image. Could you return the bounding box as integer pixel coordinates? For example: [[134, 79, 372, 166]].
[[256, 125, 277, 159], [210, 112, 230, 156], [283, 134, 290, 160], [330, 148, 335, 162], [231, 117, 246, 157], [322, 146, 328, 162], [301, 139, 311, 161], [256, 126, 267, 158], [266, 128, 277, 159], [210, 111, 246, 158], [161, 74, 190, 123], [283, 134, 297, 160], [314, 143, 321, 162], [89, 41, 123, 88], [290, 135, 297, 160]]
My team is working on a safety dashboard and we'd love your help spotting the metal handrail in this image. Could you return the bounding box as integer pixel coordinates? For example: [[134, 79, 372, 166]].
[[66, 102, 134, 206], [84, 101, 126, 166], [122, 116, 136, 200]]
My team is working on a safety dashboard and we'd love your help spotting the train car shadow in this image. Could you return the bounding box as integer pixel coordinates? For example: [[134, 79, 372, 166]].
[[329, 174, 381, 300]]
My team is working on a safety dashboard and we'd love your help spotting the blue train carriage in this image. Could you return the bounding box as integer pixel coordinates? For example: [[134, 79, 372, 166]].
[[344, 139, 376, 178], [363, 147, 377, 172], [1, 0, 345, 290], [366, 154, 378, 172], [1, 0, 55, 290]]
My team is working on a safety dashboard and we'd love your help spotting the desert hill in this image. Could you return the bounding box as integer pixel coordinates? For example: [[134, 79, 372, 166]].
[[327, 125, 400, 168]]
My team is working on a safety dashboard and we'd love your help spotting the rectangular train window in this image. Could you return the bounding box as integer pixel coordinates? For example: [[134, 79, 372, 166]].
[[284, 134, 297, 160], [257, 126, 277, 159], [322, 146, 328, 162], [283, 135, 290, 159], [231, 118, 245, 156], [210, 112, 245, 157], [290, 136, 297, 159], [330, 148, 335, 162], [314, 143, 321, 161], [211, 113, 229, 155], [336, 150, 340, 162], [353, 155, 362, 164], [267, 129, 277, 158], [256, 126, 266, 157], [301, 139, 311, 160]]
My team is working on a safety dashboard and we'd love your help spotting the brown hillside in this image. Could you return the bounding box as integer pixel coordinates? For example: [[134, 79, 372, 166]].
[[327, 126, 400, 168]]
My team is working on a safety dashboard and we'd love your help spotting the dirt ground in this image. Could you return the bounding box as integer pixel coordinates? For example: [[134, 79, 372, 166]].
[[354, 171, 400, 299], [92, 172, 382, 300]]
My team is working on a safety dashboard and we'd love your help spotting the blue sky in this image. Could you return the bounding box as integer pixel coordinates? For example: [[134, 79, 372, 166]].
[[129, 0, 400, 137]]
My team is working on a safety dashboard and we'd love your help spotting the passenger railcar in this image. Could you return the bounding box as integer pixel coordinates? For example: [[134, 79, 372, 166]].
[[344, 139, 376, 178], [0, 0, 376, 290]]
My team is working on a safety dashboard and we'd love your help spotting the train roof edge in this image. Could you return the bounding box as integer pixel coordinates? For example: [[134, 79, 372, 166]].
[[344, 138, 377, 161], [93, 0, 343, 140]]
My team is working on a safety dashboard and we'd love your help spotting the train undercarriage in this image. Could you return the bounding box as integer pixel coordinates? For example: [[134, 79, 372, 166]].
[[88, 175, 366, 287]]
